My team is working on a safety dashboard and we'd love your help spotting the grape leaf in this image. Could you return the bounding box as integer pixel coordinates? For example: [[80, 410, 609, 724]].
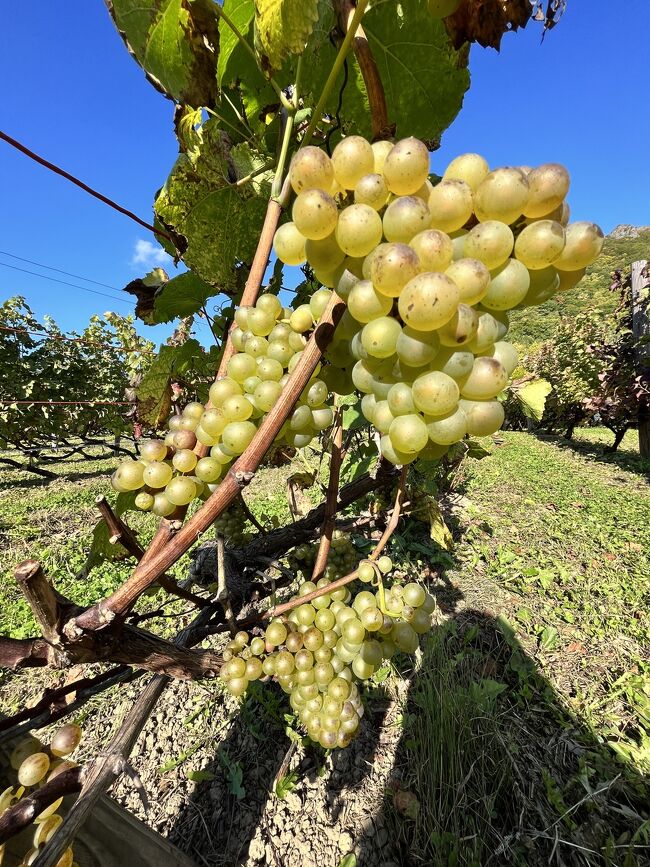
[[136, 339, 204, 427], [154, 123, 273, 292], [300, 0, 470, 144], [445, 0, 534, 51], [254, 0, 320, 72], [106, 0, 219, 105], [512, 378, 552, 421], [153, 271, 216, 323]]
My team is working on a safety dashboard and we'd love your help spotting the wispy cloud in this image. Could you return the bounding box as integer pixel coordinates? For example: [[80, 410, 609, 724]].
[[132, 239, 172, 268]]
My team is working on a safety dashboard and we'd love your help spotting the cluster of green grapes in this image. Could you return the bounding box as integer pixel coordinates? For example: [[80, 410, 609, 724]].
[[110, 289, 346, 513], [286, 530, 357, 581], [1, 724, 83, 866], [220, 560, 435, 749], [273, 137, 604, 465], [214, 501, 253, 546]]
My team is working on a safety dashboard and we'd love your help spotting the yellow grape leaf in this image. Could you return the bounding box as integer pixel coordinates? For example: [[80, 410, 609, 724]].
[[425, 499, 454, 551], [254, 0, 320, 71], [513, 378, 552, 422]]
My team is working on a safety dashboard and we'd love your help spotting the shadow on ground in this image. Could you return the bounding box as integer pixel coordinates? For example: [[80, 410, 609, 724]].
[[167, 577, 649, 866], [534, 432, 650, 478]]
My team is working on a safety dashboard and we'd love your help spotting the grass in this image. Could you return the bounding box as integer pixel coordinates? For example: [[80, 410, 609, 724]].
[[0, 428, 648, 865]]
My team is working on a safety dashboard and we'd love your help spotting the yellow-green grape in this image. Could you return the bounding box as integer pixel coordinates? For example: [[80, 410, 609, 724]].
[[396, 325, 440, 367], [380, 434, 417, 466], [474, 167, 530, 224], [244, 336, 268, 359], [172, 448, 198, 473], [354, 173, 390, 210], [372, 400, 395, 434], [210, 443, 234, 465], [292, 189, 338, 240], [18, 752, 50, 786], [209, 377, 242, 407], [266, 620, 288, 647], [251, 381, 280, 413], [450, 229, 469, 261], [335, 204, 383, 257], [111, 460, 145, 492], [290, 146, 335, 193], [228, 677, 249, 697], [387, 382, 415, 416], [425, 406, 467, 444], [245, 658, 263, 681], [165, 476, 197, 506], [267, 339, 294, 366], [428, 179, 473, 233], [331, 135, 375, 189], [231, 326, 247, 351], [305, 379, 328, 407], [383, 196, 431, 243], [409, 229, 453, 272], [152, 492, 175, 516], [412, 370, 459, 416], [460, 398, 505, 436], [311, 406, 335, 429], [33, 814, 63, 848], [50, 723, 82, 757], [257, 358, 284, 382], [361, 317, 402, 359], [290, 404, 313, 431], [360, 606, 384, 632], [234, 308, 250, 330], [522, 266, 561, 305], [362, 242, 390, 279], [460, 357, 509, 400], [248, 308, 276, 337], [522, 162, 570, 218], [304, 627, 324, 651], [361, 393, 377, 422], [465, 311, 500, 354], [276, 651, 296, 676], [171, 429, 198, 450], [482, 259, 531, 311], [382, 137, 430, 196], [372, 139, 394, 174], [140, 439, 167, 462], [436, 304, 479, 348], [398, 272, 460, 331], [463, 220, 514, 269], [228, 353, 257, 383], [309, 288, 333, 320], [351, 655, 375, 680], [346, 279, 392, 323], [370, 243, 421, 298], [432, 349, 473, 382], [552, 222, 604, 271], [392, 622, 419, 653], [389, 414, 429, 453], [342, 618, 365, 646], [556, 267, 586, 294], [289, 304, 314, 333], [484, 341, 519, 376], [195, 457, 222, 483], [305, 233, 345, 272], [443, 152, 489, 192], [140, 460, 172, 489], [183, 401, 205, 420], [443, 258, 489, 307], [195, 425, 217, 447], [10, 736, 42, 770], [222, 420, 257, 454], [514, 220, 566, 269]]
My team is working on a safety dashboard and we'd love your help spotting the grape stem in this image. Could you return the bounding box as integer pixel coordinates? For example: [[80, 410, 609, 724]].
[[310, 408, 344, 583], [334, 0, 393, 140], [216, 533, 237, 636]]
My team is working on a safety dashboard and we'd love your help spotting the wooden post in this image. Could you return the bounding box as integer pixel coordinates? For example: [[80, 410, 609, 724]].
[[631, 260, 650, 458]]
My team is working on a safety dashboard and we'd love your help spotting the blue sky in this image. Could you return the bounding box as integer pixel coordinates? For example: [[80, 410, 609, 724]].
[[1, 1, 648, 347]]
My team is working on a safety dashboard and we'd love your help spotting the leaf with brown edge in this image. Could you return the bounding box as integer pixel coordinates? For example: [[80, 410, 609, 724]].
[[123, 268, 169, 325], [444, 0, 533, 50]]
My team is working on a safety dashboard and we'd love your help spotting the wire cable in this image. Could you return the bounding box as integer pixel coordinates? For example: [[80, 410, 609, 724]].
[[0, 250, 120, 291], [0, 261, 132, 306]]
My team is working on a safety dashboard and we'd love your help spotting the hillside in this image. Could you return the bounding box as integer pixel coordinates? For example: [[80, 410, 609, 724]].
[[509, 226, 650, 347]]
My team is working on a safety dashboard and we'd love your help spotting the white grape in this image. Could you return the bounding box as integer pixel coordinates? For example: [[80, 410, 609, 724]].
[[331, 136, 375, 189], [522, 163, 570, 218], [383, 196, 431, 243], [292, 190, 338, 240], [428, 179, 473, 233], [514, 220, 566, 269], [398, 272, 460, 331], [481, 259, 531, 311], [474, 168, 530, 224], [552, 222, 604, 271], [382, 137, 430, 196], [336, 204, 383, 257], [273, 222, 307, 265], [290, 146, 335, 193], [443, 152, 489, 191]]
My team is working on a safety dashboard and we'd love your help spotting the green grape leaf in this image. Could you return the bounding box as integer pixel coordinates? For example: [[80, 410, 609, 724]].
[[136, 340, 204, 427], [300, 0, 470, 143], [275, 769, 300, 800], [106, 0, 219, 105], [511, 378, 552, 421], [153, 271, 216, 323], [254, 0, 320, 72], [154, 122, 273, 292], [217, 0, 281, 139], [421, 497, 454, 550]]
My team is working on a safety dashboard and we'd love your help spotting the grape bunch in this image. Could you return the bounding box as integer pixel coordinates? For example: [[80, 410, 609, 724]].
[[286, 530, 358, 581], [220, 561, 435, 750], [273, 137, 604, 466], [110, 289, 346, 513], [214, 501, 254, 547], [1, 723, 83, 866]]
